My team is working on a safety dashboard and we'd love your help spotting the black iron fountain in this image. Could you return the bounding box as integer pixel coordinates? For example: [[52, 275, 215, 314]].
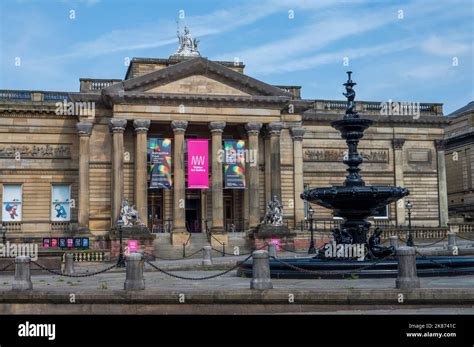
[[301, 71, 408, 253], [238, 72, 474, 279]]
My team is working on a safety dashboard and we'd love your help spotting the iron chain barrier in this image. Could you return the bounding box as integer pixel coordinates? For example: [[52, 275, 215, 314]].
[[30, 260, 119, 278], [0, 260, 15, 272], [145, 253, 253, 281], [269, 254, 395, 276], [456, 233, 474, 242], [414, 250, 461, 274]]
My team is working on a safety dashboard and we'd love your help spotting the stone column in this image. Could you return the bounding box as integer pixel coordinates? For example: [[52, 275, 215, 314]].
[[392, 139, 406, 226], [264, 132, 272, 204], [209, 121, 226, 233], [246, 122, 263, 228], [267, 122, 283, 200], [291, 127, 305, 227], [171, 120, 188, 243], [133, 120, 151, 227], [109, 119, 127, 226], [76, 122, 93, 232], [435, 140, 449, 227]]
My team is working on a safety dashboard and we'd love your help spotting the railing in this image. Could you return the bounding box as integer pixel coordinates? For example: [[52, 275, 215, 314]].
[[0, 90, 69, 102], [1, 221, 22, 232], [0, 91, 32, 100], [79, 79, 121, 93], [382, 227, 449, 240], [61, 251, 107, 262], [312, 99, 443, 115], [448, 223, 474, 233], [51, 222, 72, 232], [273, 85, 301, 99], [224, 219, 248, 233], [149, 219, 172, 233]]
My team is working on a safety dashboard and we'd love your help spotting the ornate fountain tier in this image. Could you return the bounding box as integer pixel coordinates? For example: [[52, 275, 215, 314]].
[[301, 71, 409, 247]]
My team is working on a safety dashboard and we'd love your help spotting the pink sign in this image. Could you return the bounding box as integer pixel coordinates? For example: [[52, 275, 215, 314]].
[[187, 139, 209, 189], [270, 238, 281, 251], [128, 240, 138, 253]]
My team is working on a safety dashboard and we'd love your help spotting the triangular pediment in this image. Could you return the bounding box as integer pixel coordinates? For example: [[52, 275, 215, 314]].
[[103, 57, 291, 98], [144, 74, 251, 96]]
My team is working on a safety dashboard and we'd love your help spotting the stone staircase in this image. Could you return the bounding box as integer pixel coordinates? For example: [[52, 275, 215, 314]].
[[153, 232, 251, 259]]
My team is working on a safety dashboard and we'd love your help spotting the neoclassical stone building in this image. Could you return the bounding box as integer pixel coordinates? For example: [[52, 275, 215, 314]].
[[0, 40, 450, 254], [445, 101, 474, 222]]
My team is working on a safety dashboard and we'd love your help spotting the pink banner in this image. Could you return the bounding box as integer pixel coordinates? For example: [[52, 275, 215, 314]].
[[187, 139, 209, 189]]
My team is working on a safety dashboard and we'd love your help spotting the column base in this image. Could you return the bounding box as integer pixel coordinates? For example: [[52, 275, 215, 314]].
[[76, 226, 90, 235], [171, 231, 190, 246], [396, 277, 420, 289]]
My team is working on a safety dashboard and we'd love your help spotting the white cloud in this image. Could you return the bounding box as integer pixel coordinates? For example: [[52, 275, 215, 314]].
[[421, 36, 470, 57]]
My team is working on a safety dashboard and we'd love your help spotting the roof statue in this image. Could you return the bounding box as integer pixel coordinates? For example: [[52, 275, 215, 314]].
[[175, 24, 200, 57]]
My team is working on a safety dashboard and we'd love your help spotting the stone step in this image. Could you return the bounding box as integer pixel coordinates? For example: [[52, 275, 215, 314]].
[[152, 232, 251, 259]]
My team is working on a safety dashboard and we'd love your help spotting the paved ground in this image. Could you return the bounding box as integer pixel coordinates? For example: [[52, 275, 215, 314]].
[[2, 259, 474, 292]]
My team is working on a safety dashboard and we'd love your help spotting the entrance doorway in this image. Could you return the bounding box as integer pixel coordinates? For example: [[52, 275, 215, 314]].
[[148, 191, 165, 232], [185, 192, 201, 233]]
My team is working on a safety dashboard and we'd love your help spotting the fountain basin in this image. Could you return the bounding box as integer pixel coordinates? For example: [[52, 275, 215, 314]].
[[301, 186, 409, 219], [237, 256, 474, 279]]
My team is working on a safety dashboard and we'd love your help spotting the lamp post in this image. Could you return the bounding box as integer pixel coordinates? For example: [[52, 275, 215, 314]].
[[405, 200, 414, 247], [116, 219, 126, 268], [308, 206, 316, 254], [2, 225, 6, 245]]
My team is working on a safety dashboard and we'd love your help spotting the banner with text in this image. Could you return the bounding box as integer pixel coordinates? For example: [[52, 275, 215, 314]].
[[187, 139, 209, 189], [224, 140, 246, 189], [149, 138, 172, 189]]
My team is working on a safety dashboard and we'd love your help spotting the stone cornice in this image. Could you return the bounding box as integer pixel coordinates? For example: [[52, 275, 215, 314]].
[[444, 130, 474, 150], [302, 112, 449, 127], [102, 92, 290, 109]]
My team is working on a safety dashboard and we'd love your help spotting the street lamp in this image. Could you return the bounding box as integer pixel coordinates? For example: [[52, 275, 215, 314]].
[[308, 206, 316, 254], [2, 224, 6, 245], [405, 200, 414, 247], [116, 219, 126, 268]]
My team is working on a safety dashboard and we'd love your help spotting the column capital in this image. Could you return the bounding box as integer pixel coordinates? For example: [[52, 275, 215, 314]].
[[109, 119, 127, 133], [209, 121, 226, 134], [266, 122, 283, 135], [76, 122, 93, 137], [434, 139, 446, 151], [245, 122, 263, 136], [290, 127, 305, 141], [392, 139, 405, 150], [171, 120, 188, 133], [133, 119, 150, 134]]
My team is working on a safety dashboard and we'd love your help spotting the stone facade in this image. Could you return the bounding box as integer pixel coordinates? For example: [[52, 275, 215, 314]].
[[0, 56, 448, 253], [444, 101, 474, 222]]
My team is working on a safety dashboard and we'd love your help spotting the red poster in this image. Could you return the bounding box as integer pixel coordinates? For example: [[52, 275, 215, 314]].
[[187, 139, 209, 189]]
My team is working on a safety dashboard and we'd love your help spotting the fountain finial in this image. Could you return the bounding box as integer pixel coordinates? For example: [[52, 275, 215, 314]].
[[343, 71, 358, 118]]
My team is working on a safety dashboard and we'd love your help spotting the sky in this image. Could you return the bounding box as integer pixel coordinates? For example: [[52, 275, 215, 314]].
[[0, 0, 472, 114]]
